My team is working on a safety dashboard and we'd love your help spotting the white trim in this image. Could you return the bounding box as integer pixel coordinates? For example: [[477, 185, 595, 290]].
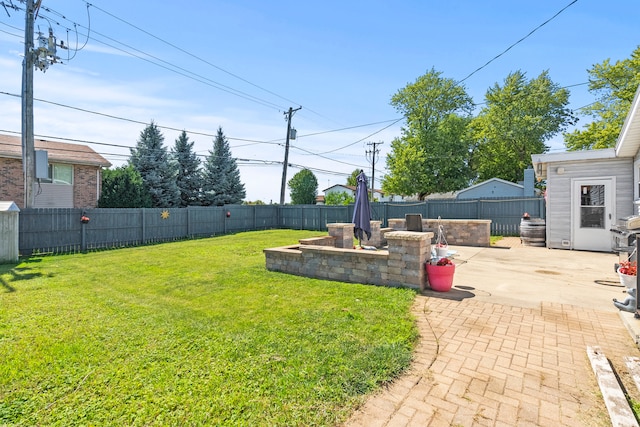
[[571, 176, 615, 252], [615, 84, 640, 157]]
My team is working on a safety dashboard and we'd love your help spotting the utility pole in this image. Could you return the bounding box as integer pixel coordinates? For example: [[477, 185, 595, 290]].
[[20, 0, 62, 208], [22, 0, 35, 208], [279, 106, 301, 205], [365, 141, 383, 201]]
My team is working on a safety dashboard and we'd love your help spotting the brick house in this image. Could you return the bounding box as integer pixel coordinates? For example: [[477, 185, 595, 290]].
[[0, 134, 111, 209]]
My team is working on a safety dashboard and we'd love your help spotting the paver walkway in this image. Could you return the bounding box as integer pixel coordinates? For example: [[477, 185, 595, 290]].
[[344, 296, 640, 426]]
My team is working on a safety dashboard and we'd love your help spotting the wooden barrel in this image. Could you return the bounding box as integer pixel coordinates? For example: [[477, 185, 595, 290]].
[[520, 218, 546, 247]]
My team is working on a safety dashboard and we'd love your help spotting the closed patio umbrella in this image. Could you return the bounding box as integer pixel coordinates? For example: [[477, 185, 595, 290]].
[[352, 170, 372, 247]]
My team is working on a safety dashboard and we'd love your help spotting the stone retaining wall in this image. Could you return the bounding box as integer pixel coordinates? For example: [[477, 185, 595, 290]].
[[264, 218, 489, 290], [388, 218, 491, 247], [264, 231, 433, 290]]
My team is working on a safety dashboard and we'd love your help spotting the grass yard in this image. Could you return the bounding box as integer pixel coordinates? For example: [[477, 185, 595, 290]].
[[0, 230, 418, 426]]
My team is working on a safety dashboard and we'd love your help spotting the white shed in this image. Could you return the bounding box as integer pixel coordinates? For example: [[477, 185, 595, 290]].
[[0, 201, 20, 263], [531, 83, 640, 252]]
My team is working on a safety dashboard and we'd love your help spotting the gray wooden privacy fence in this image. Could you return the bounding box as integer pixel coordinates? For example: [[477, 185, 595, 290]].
[[17, 197, 544, 256]]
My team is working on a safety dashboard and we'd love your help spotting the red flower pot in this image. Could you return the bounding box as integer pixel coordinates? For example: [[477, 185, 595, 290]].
[[426, 263, 455, 292]]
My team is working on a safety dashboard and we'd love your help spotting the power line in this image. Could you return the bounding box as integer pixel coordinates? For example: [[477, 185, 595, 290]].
[[78, 1, 337, 124], [457, 0, 579, 84], [0, 129, 354, 179], [0, 90, 281, 145], [34, 8, 286, 112], [0, 91, 405, 164], [311, 117, 403, 155]]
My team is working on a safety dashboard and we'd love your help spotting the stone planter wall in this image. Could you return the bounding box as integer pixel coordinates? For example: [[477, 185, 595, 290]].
[[264, 230, 433, 290], [388, 218, 491, 247]]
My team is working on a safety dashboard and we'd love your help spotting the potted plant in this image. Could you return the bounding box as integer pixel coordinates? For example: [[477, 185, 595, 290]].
[[618, 260, 637, 289], [426, 256, 455, 292]]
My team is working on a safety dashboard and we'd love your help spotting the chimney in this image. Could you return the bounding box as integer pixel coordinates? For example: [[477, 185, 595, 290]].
[[523, 168, 535, 197]]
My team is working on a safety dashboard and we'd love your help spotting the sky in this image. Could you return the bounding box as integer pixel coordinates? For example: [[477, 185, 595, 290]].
[[0, 0, 638, 203]]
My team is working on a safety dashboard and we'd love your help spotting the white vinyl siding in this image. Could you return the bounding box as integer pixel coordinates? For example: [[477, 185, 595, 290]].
[[545, 157, 633, 250], [32, 182, 74, 208]]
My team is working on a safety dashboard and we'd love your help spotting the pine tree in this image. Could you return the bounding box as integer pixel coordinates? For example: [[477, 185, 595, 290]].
[[129, 122, 180, 208], [171, 131, 202, 207], [201, 127, 246, 206]]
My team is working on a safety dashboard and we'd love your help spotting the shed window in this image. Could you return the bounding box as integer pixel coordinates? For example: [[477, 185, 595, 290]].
[[580, 185, 605, 228]]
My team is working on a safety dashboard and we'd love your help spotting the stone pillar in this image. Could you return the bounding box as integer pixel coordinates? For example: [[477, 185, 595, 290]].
[[327, 223, 354, 248], [365, 221, 382, 247], [385, 231, 433, 291]]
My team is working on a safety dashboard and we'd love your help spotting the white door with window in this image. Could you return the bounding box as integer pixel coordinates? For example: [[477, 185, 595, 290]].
[[572, 178, 614, 252]]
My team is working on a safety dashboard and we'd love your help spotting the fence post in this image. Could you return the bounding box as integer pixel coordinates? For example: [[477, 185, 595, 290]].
[[81, 222, 86, 252], [141, 208, 146, 244], [187, 207, 191, 237]]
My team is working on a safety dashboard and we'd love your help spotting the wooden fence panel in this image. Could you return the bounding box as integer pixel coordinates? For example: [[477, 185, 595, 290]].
[[16, 197, 545, 255]]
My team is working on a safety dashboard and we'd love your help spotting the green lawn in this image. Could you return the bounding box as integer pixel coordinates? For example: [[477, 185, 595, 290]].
[[0, 230, 418, 426]]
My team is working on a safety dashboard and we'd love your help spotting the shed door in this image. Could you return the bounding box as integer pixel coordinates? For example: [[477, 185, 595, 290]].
[[572, 179, 613, 252]]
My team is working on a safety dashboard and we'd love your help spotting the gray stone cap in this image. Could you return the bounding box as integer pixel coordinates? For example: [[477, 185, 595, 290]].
[[385, 231, 434, 241]]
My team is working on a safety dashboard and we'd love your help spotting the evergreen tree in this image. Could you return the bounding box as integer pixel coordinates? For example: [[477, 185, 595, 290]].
[[129, 122, 180, 208], [288, 169, 318, 204], [201, 127, 246, 206], [98, 165, 152, 208], [171, 130, 202, 207]]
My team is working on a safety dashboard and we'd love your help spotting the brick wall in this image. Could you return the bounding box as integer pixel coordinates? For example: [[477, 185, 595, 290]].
[[0, 158, 101, 209], [0, 158, 24, 207], [74, 165, 101, 208]]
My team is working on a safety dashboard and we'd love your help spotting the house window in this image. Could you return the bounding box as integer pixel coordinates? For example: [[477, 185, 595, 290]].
[[41, 164, 73, 185], [580, 185, 605, 228]]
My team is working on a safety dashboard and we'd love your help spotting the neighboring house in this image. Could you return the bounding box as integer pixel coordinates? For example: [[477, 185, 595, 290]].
[[456, 169, 536, 199], [531, 84, 640, 252], [0, 134, 111, 209], [322, 184, 404, 203]]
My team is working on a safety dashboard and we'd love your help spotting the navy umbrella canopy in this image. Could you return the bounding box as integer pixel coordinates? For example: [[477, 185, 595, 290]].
[[352, 170, 372, 247]]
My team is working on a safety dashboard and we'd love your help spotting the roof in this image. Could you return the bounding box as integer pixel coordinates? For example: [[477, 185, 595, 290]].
[[531, 149, 616, 180], [457, 177, 523, 195], [322, 184, 384, 195], [615, 84, 640, 157], [0, 134, 111, 168]]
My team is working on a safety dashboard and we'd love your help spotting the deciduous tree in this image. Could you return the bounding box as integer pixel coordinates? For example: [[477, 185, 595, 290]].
[[470, 70, 575, 182], [564, 46, 640, 150], [383, 68, 475, 199], [346, 169, 360, 187], [325, 191, 354, 205], [99, 165, 152, 208], [288, 169, 318, 204]]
